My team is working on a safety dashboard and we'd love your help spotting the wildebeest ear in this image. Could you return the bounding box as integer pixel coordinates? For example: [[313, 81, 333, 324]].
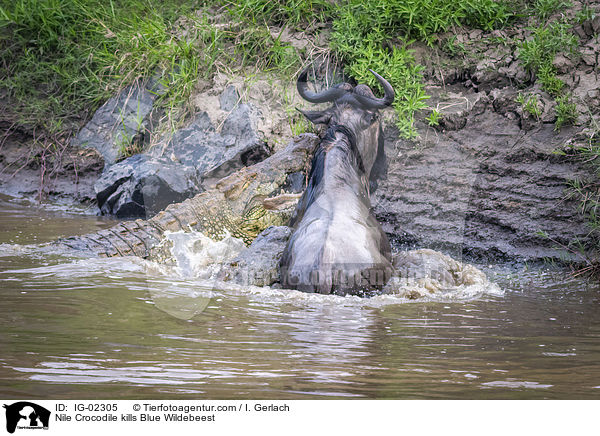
[[297, 108, 332, 125]]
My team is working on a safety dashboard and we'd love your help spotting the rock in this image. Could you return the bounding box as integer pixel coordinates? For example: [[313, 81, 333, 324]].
[[89, 81, 271, 218], [219, 85, 239, 111], [580, 44, 597, 67], [162, 104, 270, 187], [473, 58, 511, 90], [552, 54, 574, 75], [72, 78, 164, 166], [593, 15, 600, 34], [426, 86, 483, 132], [95, 154, 200, 218], [490, 88, 519, 117], [573, 24, 588, 40], [539, 96, 557, 124], [220, 226, 292, 286], [469, 29, 483, 40], [498, 61, 528, 83], [572, 72, 600, 108]]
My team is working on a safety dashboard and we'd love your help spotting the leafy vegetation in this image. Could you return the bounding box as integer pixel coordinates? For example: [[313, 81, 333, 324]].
[[329, 0, 514, 137], [427, 109, 441, 127], [224, 0, 333, 27], [554, 95, 577, 131], [331, 0, 512, 46], [516, 92, 541, 120], [532, 0, 572, 21], [0, 0, 307, 142], [517, 20, 578, 95], [575, 5, 597, 24], [0, 0, 200, 133]]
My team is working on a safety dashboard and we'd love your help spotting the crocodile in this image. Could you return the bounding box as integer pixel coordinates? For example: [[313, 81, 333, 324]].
[[58, 133, 319, 262]]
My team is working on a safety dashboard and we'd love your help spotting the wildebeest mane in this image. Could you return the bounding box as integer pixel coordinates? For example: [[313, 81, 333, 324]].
[[288, 123, 364, 228]]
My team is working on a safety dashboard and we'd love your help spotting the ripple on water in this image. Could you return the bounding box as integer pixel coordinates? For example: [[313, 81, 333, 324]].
[[481, 380, 554, 389]]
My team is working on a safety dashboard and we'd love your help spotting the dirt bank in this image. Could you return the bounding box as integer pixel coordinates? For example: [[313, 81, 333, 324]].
[[375, 84, 595, 263], [0, 123, 104, 209]]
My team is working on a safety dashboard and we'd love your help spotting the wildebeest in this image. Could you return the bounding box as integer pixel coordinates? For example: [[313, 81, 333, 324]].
[[279, 67, 395, 296]]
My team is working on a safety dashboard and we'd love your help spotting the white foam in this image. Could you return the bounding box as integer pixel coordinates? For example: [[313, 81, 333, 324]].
[[164, 230, 246, 279]]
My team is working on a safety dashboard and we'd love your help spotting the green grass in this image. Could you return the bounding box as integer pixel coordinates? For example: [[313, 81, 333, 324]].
[[331, 0, 512, 46], [516, 17, 579, 129], [229, 25, 302, 76], [575, 5, 598, 24], [554, 95, 577, 131], [333, 37, 429, 138], [0, 0, 203, 133], [533, 0, 572, 21], [516, 92, 542, 120], [224, 0, 333, 28], [518, 20, 578, 82], [427, 109, 441, 127], [0, 0, 309, 149], [329, 0, 514, 138]]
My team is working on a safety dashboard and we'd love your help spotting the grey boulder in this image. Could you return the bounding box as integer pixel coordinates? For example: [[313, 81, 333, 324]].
[[95, 154, 200, 218]]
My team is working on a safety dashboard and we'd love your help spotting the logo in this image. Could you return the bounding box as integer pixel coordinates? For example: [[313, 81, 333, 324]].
[[3, 402, 50, 434]]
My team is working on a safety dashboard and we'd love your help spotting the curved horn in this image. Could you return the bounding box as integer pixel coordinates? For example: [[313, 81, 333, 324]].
[[354, 69, 395, 109], [297, 67, 346, 103]]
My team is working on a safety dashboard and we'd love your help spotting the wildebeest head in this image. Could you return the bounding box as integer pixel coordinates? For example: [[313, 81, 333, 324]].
[[296, 68, 394, 177]]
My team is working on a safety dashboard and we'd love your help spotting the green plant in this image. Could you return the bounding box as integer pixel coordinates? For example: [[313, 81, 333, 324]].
[[114, 100, 146, 158], [517, 20, 578, 98], [344, 40, 429, 139], [427, 109, 441, 127], [443, 35, 467, 56], [516, 92, 542, 119], [538, 64, 565, 96], [533, 0, 572, 21], [230, 25, 302, 77], [225, 0, 333, 28], [0, 0, 198, 134], [554, 95, 577, 130], [518, 21, 578, 73], [335, 0, 512, 45], [327, 0, 514, 138], [575, 5, 597, 24]]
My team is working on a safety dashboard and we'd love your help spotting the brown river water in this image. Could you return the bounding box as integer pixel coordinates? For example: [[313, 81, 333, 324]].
[[1, 194, 599, 399]]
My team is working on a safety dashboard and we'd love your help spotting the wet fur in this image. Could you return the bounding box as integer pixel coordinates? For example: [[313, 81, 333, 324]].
[[280, 124, 392, 295]]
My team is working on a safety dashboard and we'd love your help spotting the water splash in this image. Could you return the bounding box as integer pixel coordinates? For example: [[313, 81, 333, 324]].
[[386, 248, 503, 301], [164, 230, 246, 279], [153, 230, 502, 305]]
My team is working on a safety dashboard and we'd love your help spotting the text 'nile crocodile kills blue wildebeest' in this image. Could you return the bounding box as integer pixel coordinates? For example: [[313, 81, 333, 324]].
[[279, 67, 395, 296]]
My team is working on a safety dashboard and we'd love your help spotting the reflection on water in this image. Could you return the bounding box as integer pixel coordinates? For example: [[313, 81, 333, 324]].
[[0, 197, 599, 399]]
